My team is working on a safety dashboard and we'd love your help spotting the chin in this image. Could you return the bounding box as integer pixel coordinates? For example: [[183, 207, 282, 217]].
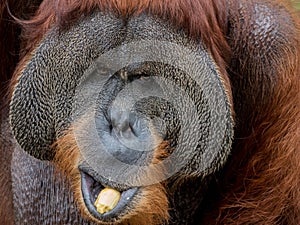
[[53, 130, 169, 225]]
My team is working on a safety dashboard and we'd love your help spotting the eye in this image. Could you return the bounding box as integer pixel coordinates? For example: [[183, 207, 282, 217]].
[[128, 73, 151, 82]]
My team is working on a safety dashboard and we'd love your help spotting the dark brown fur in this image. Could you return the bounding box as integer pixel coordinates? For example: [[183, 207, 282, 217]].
[[0, 115, 14, 225], [1, 0, 300, 224], [0, 0, 41, 103], [0, 1, 42, 223]]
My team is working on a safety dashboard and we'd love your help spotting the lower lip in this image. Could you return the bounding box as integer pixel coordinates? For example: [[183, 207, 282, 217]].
[[80, 171, 139, 222]]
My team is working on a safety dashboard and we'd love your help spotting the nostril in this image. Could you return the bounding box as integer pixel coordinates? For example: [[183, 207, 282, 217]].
[[118, 127, 135, 140], [110, 111, 137, 139], [129, 123, 138, 137], [111, 119, 127, 132], [96, 107, 157, 164]]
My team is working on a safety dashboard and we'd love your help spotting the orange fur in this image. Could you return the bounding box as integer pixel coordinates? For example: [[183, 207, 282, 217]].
[[202, 1, 300, 224], [212, 48, 300, 224]]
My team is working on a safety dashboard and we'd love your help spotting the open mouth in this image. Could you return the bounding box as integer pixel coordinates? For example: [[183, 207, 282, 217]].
[[80, 169, 139, 222]]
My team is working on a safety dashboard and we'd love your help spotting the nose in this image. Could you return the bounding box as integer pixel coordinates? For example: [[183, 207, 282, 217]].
[[110, 110, 137, 140], [95, 107, 154, 165]]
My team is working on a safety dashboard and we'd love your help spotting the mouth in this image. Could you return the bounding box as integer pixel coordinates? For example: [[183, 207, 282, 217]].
[[80, 168, 139, 222]]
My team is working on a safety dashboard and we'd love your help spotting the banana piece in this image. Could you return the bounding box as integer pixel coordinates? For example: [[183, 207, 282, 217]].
[[94, 188, 121, 214]]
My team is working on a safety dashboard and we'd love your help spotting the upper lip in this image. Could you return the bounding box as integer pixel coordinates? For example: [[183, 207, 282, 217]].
[[79, 166, 139, 222], [79, 164, 133, 191]]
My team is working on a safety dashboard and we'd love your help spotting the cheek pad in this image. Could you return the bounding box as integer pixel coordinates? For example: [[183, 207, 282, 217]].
[[9, 12, 124, 160]]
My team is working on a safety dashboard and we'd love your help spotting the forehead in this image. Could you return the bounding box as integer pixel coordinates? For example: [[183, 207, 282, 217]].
[[20, 0, 228, 64]]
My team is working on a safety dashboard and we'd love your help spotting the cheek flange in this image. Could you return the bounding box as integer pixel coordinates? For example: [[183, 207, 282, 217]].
[[9, 11, 125, 161]]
